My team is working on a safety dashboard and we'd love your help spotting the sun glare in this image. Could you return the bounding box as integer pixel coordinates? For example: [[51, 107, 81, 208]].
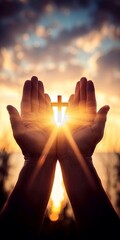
[[53, 107, 69, 126], [48, 161, 66, 221]]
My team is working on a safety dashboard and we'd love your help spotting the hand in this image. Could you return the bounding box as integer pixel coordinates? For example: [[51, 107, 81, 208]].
[[7, 76, 57, 162], [58, 77, 110, 161]]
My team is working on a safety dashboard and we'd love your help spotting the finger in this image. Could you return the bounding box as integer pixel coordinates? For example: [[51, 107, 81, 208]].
[[31, 76, 39, 112], [93, 105, 110, 138], [45, 93, 51, 105], [80, 77, 87, 107], [7, 105, 24, 137], [38, 80, 45, 110], [45, 93, 53, 114], [66, 94, 74, 113], [86, 80, 96, 121], [21, 80, 31, 115], [73, 81, 80, 105], [68, 94, 74, 106]]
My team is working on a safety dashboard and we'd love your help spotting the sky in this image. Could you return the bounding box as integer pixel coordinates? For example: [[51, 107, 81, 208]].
[[0, 0, 120, 153], [0, 0, 120, 220]]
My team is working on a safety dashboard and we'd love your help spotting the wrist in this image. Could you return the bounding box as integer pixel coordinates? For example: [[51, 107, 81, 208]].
[[59, 148, 93, 166], [24, 154, 39, 165], [59, 152, 102, 185], [15, 154, 57, 192], [24, 153, 57, 166]]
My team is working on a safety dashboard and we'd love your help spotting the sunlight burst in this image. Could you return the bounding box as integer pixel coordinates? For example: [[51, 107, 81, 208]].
[[53, 107, 69, 126]]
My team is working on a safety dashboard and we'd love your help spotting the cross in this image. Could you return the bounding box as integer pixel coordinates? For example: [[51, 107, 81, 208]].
[[51, 95, 68, 123]]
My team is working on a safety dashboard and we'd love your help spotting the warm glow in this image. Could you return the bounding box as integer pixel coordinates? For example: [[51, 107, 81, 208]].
[[48, 161, 66, 221], [53, 107, 69, 126]]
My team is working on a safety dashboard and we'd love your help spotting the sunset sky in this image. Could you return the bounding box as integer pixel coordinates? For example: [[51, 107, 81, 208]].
[[0, 0, 120, 153], [0, 0, 120, 220]]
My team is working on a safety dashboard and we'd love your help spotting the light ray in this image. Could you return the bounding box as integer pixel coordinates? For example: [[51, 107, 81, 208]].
[[29, 126, 58, 187], [63, 125, 97, 189]]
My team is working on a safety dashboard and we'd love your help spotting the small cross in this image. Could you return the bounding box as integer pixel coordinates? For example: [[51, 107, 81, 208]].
[[51, 95, 68, 123]]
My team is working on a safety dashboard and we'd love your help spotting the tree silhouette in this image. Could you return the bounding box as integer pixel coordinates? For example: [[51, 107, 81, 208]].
[[0, 148, 11, 210], [0, 130, 13, 211], [114, 152, 120, 217]]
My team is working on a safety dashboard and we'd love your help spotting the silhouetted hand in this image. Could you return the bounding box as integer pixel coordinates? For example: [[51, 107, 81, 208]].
[[57, 78, 120, 240], [7, 76, 56, 161], [1, 76, 57, 239], [58, 77, 110, 161]]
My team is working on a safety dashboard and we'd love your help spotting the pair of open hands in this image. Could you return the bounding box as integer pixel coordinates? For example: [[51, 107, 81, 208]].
[[7, 76, 109, 164]]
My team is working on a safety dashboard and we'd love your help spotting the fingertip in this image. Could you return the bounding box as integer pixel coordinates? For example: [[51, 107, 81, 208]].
[[38, 80, 44, 92], [45, 93, 51, 103], [87, 80, 94, 91], [6, 105, 19, 117], [31, 76, 38, 82], [6, 105, 13, 113], [23, 80, 31, 90], [99, 105, 110, 114], [80, 77, 87, 83], [68, 94, 74, 102], [75, 81, 80, 88], [104, 105, 110, 113], [24, 80, 30, 84]]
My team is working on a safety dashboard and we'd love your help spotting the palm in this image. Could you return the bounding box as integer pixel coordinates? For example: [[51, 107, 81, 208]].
[[18, 111, 54, 158], [69, 115, 100, 158], [7, 77, 56, 160], [58, 78, 109, 160]]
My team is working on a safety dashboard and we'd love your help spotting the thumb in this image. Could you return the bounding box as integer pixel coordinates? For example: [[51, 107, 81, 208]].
[[7, 105, 23, 136], [93, 105, 110, 136]]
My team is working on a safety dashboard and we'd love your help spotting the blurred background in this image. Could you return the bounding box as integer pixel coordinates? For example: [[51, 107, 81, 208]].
[[0, 0, 120, 238]]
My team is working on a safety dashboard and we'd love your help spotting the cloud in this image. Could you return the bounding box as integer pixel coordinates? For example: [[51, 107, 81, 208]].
[[74, 27, 106, 52], [91, 0, 120, 29], [0, 0, 120, 49], [0, 0, 23, 19], [97, 48, 120, 69], [98, 0, 120, 25], [94, 48, 120, 95], [0, 0, 42, 48], [0, 0, 120, 99], [28, 0, 91, 11]]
